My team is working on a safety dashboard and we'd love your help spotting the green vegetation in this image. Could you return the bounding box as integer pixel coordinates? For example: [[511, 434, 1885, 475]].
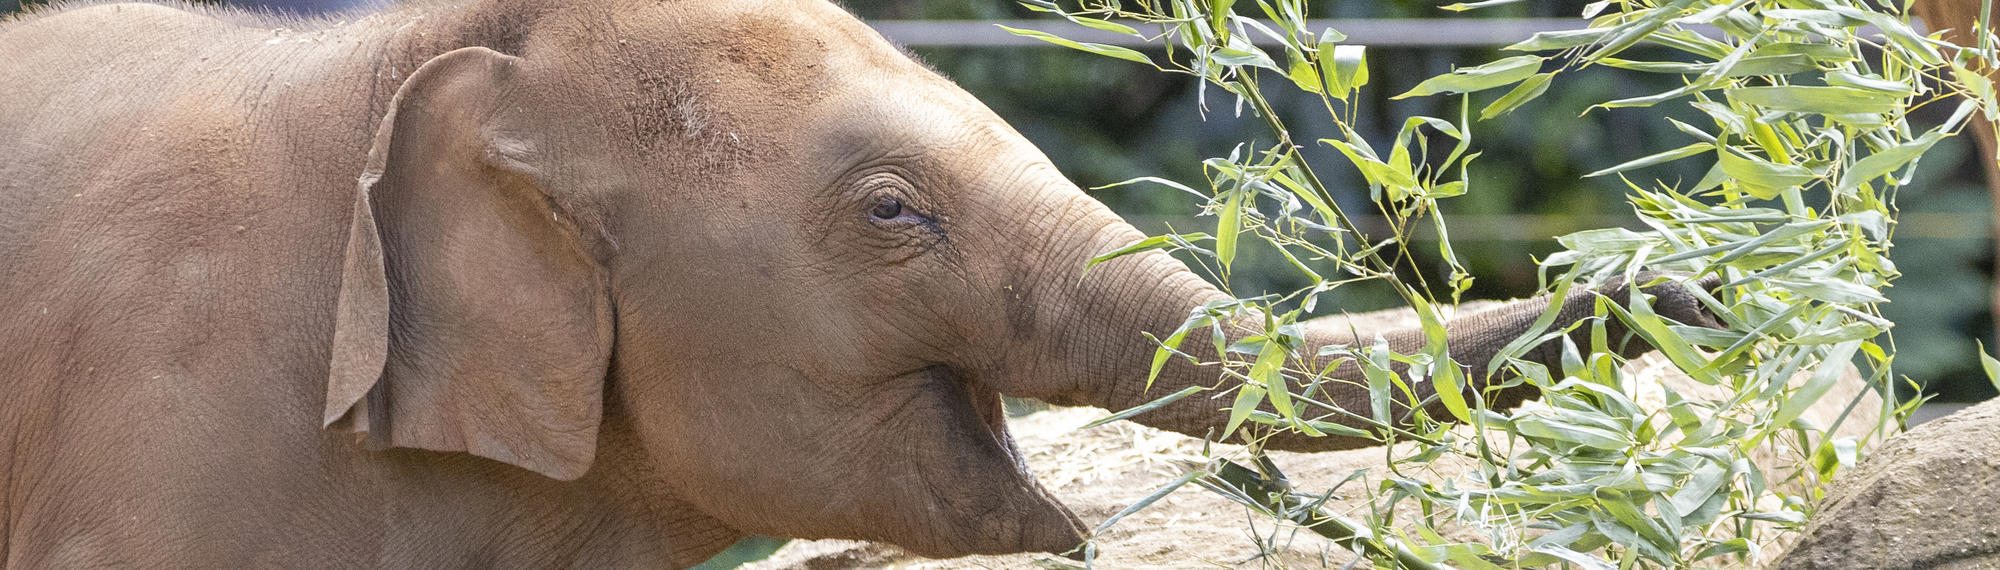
[[1017, 0, 1998, 566]]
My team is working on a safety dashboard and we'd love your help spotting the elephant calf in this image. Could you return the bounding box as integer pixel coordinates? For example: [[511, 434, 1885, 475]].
[[0, 0, 1713, 567]]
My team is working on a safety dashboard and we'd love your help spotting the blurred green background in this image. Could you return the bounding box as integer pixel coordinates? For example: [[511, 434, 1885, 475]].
[[6, 0, 1992, 401]]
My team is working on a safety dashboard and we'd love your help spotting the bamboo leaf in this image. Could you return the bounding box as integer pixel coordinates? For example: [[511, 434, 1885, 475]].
[[1394, 55, 1543, 99], [1320, 44, 1368, 96], [1506, 28, 1613, 52], [1727, 86, 1906, 115], [1086, 233, 1212, 273], [1248, 338, 1294, 418], [1584, 143, 1712, 178], [1083, 386, 1206, 429], [1223, 384, 1266, 440], [1980, 341, 2000, 395], [1215, 187, 1242, 267], [1769, 341, 1862, 432], [1717, 150, 1815, 200], [1837, 129, 1946, 195], [1093, 469, 1204, 534], [1480, 72, 1555, 119], [998, 25, 1156, 66]]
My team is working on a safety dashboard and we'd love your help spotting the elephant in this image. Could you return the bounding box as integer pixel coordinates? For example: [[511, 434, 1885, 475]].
[[0, 0, 1717, 567]]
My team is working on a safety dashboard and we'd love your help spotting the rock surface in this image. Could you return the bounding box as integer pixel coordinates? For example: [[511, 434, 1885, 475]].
[[1774, 399, 2000, 570]]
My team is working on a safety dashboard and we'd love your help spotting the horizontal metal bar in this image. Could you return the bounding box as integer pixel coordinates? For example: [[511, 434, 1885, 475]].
[[870, 18, 1592, 48]]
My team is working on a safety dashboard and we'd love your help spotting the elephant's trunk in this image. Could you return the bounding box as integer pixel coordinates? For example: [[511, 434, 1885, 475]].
[[997, 187, 1703, 449]]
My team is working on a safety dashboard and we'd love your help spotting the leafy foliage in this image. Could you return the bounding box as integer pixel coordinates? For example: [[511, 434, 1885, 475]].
[[1017, 0, 1998, 566]]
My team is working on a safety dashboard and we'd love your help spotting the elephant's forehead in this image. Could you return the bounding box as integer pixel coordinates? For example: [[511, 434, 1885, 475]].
[[580, 0, 1013, 162], [607, 0, 935, 86]]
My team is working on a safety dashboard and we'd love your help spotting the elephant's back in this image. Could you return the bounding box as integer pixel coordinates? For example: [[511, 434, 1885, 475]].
[[0, 3, 362, 510], [0, 3, 253, 136], [1, 3, 269, 199]]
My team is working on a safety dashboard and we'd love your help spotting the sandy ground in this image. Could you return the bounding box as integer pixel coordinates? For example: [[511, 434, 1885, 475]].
[[745, 352, 1881, 570]]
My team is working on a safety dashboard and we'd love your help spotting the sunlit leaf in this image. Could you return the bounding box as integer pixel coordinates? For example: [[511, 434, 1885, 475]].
[[1320, 44, 1368, 96], [1086, 233, 1212, 273], [1394, 55, 1542, 99], [1247, 338, 1294, 418], [1480, 72, 1554, 119], [1506, 28, 1614, 52], [1837, 129, 1946, 195], [1727, 86, 1905, 115], [1769, 341, 1863, 439], [997, 25, 1156, 66], [1980, 340, 2000, 395], [1083, 386, 1206, 429], [1717, 150, 1815, 200], [1215, 187, 1241, 267], [1093, 469, 1203, 534], [1222, 383, 1265, 441], [1584, 143, 1712, 178]]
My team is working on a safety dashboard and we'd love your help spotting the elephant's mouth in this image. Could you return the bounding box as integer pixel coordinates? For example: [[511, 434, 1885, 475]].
[[935, 365, 1030, 473], [905, 365, 1085, 556]]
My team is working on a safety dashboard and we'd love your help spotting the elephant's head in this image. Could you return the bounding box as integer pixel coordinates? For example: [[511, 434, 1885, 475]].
[[321, 0, 1717, 561]]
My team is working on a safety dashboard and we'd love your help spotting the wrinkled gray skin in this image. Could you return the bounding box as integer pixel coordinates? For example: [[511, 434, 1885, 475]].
[[0, 1, 1716, 567]]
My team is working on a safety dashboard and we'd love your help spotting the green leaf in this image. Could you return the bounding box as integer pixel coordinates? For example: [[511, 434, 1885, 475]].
[[1980, 340, 2000, 395], [1211, 36, 1280, 71], [1718, 150, 1815, 200], [1394, 55, 1542, 99], [1666, 461, 1729, 517], [1514, 415, 1630, 451], [1441, 0, 1526, 11], [1222, 383, 1265, 440], [1532, 546, 1615, 570], [1790, 322, 1883, 345], [1325, 139, 1417, 190], [1768, 277, 1888, 303], [1083, 386, 1205, 429], [1750, 41, 1853, 63], [1285, 56, 1322, 94], [1587, 0, 1700, 61], [1092, 469, 1203, 534], [1724, 54, 1817, 77], [1215, 187, 1242, 267], [1769, 341, 1862, 434], [1584, 143, 1712, 178], [1067, 16, 1139, 36], [1433, 360, 1472, 424], [1505, 28, 1612, 52], [1825, 71, 1913, 94], [1319, 44, 1368, 96], [1146, 322, 1200, 390], [1095, 176, 1205, 198], [1594, 58, 1707, 74], [1828, 6, 1946, 65], [1837, 129, 1946, 195], [1727, 86, 1906, 115], [1480, 72, 1554, 119], [1361, 340, 1397, 425], [1086, 233, 1211, 273], [1603, 292, 1720, 385], [997, 25, 1156, 66], [1247, 338, 1293, 418]]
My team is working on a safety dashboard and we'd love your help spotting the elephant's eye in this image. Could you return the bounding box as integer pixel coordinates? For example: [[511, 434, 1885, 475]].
[[870, 197, 904, 220]]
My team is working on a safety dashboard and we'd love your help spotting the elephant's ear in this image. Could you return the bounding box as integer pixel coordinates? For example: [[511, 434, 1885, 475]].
[[324, 47, 614, 481]]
